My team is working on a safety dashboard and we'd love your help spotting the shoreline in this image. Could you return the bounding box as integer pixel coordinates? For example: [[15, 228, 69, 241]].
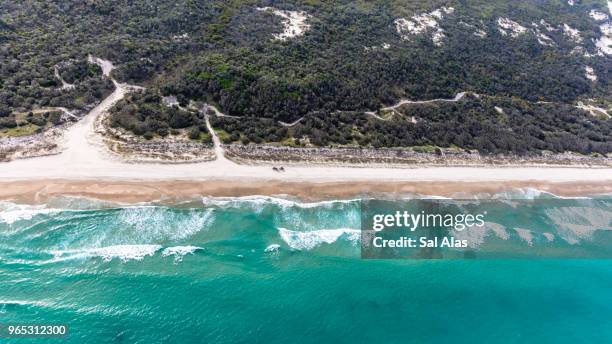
[[1, 179, 610, 204]]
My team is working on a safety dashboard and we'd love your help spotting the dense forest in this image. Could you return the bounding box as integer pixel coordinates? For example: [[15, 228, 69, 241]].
[[1, 0, 611, 155]]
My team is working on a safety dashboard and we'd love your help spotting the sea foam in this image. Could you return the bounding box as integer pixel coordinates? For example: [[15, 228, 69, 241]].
[[264, 244, 281, 253], [545, 206, 611, 244], [50, 245, 162, 262], [162, 246, 202, 261], [201, 195, 360, 210], [278, 228, 360, 250], [514, 228, 534, 246], [114, 206, 213, 242], [0, 202, 62, 225]]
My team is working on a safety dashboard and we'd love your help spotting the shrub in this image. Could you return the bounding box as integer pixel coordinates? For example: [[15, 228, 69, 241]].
[[188, 127, 201, 140]]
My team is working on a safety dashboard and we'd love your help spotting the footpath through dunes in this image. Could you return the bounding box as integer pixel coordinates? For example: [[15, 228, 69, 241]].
[[363, 92, 469, 120], [38, 57, 132, 165], [203, 106, 227, 164], [381, 92, 469, 112], [0, 56, 163, 175]]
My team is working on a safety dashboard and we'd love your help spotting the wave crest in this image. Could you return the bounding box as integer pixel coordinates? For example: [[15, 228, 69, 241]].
[[0, 202, 62, 225], [201, 195, 360, 210], [50, 245, 162, 262], [161, 246, 202, 261], [278, 228, 360, 250]]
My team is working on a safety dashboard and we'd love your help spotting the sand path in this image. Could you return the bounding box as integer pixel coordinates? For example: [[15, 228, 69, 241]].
[[204, 109, 232, 166], [381, 92, 468, 113]]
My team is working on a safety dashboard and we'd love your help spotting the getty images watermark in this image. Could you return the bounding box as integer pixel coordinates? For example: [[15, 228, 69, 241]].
[[371, 209, 487, 249], [360, 198, 612, 259]]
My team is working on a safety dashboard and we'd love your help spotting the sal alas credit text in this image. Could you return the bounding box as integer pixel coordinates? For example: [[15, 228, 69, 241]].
[[370, 211, 487, 248]]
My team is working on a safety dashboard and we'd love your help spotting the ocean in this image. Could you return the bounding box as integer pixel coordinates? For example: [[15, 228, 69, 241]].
[[1, 190, 611, 343]]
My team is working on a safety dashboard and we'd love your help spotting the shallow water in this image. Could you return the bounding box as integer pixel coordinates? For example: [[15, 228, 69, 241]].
[[1, 191, 611, 343]]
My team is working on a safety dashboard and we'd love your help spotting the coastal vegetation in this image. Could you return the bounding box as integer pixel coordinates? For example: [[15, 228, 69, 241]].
[[210, 95, 612, 155], [1, 0, 610, 156], [109, 91, 213, 144]]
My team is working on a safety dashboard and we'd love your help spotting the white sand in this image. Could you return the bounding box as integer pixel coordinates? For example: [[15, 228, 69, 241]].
[[576, 101, 610, 118], [88, 55, 115, 77], [459, 22, 487, 38], [562, 23, 582, 43], [204, 111, 230, 166], [1, 140, 611, 183], [589, 9, 609, 21], [279, 117, 304, 127], [585, 66, 597, 81], [498, 18, 528, 37], [538, 19, 557, 32], [54, 66, 75, 91], [534, 30, 555, 46], [381, 92, 467, 112], [395, 7, 454, 46], [257, 7, 310, 40], [595, 23, 612, 55]]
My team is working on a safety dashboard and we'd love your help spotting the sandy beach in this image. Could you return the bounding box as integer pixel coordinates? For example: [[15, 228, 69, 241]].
[[2, 109, 611, 202], [0, 179, 610, 204]]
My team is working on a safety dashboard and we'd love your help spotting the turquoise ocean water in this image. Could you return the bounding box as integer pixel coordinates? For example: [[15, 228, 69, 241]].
[[1, 190, 611, 343]]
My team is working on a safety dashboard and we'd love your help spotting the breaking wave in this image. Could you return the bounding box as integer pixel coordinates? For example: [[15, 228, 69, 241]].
[[264, 244, 281, 253], [46, 245, 203, 263], [1, 191, 608, 261], [278, 228, 360, 250], [0, 201, 64, 225], [544, 206, 611, 244], [201, 195, 361, 210], [161, 246, 202, 261], [49, 244, 162, 263]]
